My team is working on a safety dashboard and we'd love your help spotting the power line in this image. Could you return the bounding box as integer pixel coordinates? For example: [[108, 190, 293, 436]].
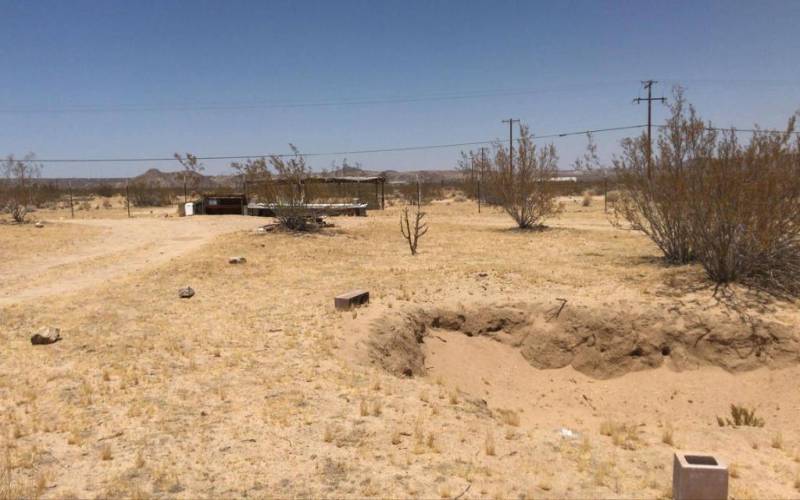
[[32, 124, 648, 164], [654, 124, 800, 135], [0, 81, 638, 114], [23, 122, 797, 166]]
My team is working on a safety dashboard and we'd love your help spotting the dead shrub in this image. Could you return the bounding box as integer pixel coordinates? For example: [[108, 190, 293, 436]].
[[484, 124, 562, 229], [581, 190, 593, 207], [400, 205, 428, 256], [717, 404, 764, 428]]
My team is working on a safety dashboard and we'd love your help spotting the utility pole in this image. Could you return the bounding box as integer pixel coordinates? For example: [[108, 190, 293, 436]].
[[478, 147, 488, 214], [501, 119, 520, 174], [633, 80, 666, 178], [125, 179, 131, 218], [68, 181, 74, 218]]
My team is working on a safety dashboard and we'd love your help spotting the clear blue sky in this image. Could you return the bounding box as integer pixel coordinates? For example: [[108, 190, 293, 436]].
[[1, 0, 799, 177]]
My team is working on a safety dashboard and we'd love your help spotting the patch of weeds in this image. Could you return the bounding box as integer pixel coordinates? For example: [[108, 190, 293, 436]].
[[717, 404, 764, 428]]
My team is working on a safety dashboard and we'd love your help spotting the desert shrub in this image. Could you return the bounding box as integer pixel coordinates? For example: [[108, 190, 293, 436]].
[[684, 119, 800, 295], [605, 190, 620, 204], [581, 190, 592, 207], [129, 182, 173, 207], [395, 180, 442, 205], [484, 124, 562, 228], [2, 154, 42, 223], [93, 183, 118, 198], [617, 87, 800, 294], [266, 145, 325, 231], [613, 88, 708, 264]]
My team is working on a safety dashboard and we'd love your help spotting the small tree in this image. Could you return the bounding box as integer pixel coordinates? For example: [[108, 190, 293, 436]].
[[485, 124, 561, 229], [2, 153, 42, 223], [174, 152, 205, 201]]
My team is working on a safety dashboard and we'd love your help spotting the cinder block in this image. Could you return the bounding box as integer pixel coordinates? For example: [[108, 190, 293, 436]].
[[673, 452, 728, 500], [335, 290, 369, 310]]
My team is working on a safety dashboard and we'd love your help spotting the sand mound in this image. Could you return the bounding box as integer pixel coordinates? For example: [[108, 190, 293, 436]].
[[367, 302, 800, 379]]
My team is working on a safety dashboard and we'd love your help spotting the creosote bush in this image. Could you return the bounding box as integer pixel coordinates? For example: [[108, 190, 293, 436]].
[[615, 86, 800, 295], [484, 124, 562, 229], [613, 88, 702, 264]]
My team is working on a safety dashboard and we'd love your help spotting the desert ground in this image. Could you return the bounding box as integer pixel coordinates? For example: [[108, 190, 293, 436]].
[[1, 195, 799, 499]]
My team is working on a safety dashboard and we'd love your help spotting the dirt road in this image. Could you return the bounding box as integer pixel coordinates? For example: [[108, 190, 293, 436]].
[[0, 215, 262, 306]]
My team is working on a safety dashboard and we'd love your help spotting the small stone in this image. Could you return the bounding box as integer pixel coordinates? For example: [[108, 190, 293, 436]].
[[179, 286, 195, 299], [34, 221, 44, 228], [228, 256, 247, 264], [31, 327, 61, 345]]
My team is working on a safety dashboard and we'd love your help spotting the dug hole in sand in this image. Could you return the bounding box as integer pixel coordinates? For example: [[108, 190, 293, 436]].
[[345, 299, 800, 430]]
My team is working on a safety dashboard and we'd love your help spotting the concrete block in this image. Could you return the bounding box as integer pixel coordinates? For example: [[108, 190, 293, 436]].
[[673, 452, 728, 500], [335, 290, 369, 310]]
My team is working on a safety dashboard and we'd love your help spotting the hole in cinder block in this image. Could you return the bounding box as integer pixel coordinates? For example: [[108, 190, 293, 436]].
[[685, 455, 718, 466]]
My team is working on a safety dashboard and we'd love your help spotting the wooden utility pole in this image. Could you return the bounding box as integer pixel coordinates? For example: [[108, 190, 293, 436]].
[[501, 119, 520, 174], [68, 181, 74, 218], [634, 80, 666, 178], [125, 179, 131, 218], [478, 147, 488, 214]]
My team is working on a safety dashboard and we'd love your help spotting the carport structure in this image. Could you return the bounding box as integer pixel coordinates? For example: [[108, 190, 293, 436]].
[[246, 175, 386, 210]]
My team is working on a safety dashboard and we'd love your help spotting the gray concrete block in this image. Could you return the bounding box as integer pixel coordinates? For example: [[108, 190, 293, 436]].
[[673, 452, 728, 500]]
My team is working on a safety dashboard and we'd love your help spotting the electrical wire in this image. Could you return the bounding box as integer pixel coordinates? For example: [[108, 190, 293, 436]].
[[31, 125, 647, 164]]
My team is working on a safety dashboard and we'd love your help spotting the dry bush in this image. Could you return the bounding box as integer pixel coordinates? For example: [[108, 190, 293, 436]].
[[717, 404, 764, 428], [581, 190, 593, 207], [2, 153, 41, 223], [613, 88, 705, 264], [484, 124, 562, 229], [684, 119, 800, 295], [616, 87, 800, 294], [129, 182, 173, 207], [266, 145, 325, 231], [400, 205, 428, 256], [395, 180, 442, 205]]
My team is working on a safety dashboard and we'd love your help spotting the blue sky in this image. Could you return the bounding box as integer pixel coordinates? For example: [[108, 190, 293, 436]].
[[1, 0, 799, 177]]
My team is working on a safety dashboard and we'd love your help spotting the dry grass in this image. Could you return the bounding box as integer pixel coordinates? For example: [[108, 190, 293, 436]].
[[661, 424, 674, 446], [1, 200, 798, 498], [772, 433, 784, 450]]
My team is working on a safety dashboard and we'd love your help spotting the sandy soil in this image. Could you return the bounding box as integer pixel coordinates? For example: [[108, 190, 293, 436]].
[[1, 196, 799, 499], [1, 215, 262, 306]]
